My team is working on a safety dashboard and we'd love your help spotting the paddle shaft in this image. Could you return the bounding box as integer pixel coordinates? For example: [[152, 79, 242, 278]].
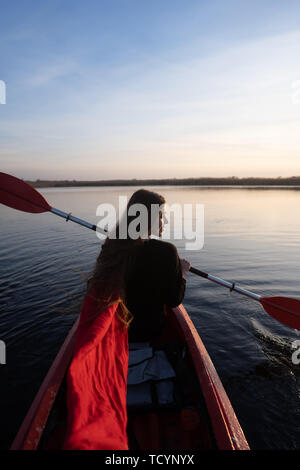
[[50, 207, 106, 235], [189, 266, 261, 302]]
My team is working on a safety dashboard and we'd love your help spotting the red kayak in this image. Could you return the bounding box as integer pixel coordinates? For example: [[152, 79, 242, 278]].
[[10, 303, 250, 451]]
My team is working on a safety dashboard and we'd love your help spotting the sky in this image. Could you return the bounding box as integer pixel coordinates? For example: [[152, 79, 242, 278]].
[[1, 0, 300, 180]]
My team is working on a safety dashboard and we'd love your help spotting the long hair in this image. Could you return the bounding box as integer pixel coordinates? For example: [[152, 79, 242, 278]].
[[87, 189, 166, 328]]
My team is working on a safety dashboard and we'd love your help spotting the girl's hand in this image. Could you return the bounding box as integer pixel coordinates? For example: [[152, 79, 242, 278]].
[[180, 258, 191, 279]]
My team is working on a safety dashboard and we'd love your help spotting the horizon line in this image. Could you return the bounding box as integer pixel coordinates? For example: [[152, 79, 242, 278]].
[[26, 175, 300, 188]]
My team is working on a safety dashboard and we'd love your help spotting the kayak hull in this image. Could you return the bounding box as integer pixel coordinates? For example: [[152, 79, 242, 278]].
[[10, 304, 249, 451]]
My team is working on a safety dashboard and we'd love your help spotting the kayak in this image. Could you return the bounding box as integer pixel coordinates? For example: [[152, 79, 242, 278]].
[[10, 303, 250, 451]]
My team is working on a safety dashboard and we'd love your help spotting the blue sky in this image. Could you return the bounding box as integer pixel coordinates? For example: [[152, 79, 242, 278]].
[[1, 0, 300, 180]]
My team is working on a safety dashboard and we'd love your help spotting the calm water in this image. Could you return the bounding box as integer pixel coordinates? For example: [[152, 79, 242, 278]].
[[0, 186, 300, 450]]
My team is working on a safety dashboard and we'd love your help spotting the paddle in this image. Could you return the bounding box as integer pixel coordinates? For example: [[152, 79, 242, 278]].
[[1, 171, 300, 331], [0, 171, 106, 235], [189, 267, 300, 330]]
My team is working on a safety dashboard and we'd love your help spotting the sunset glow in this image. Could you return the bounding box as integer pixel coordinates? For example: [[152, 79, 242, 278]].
[[1, 1, 300, 180]]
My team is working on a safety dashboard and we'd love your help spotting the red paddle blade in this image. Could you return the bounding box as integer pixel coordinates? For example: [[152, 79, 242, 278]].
[[0, 172, 51, 214], [260, 296, 300, 330]]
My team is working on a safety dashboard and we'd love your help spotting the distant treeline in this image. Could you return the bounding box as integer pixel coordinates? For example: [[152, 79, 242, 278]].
[[28, 176, 300, 188]]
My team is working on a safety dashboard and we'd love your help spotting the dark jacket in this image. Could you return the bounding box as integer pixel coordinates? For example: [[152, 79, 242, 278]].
[[125, 239, 186, 342]]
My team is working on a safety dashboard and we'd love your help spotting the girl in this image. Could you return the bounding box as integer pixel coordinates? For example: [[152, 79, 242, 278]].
[[88, 188, 190, 342], [63, 189, 190, 450]]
